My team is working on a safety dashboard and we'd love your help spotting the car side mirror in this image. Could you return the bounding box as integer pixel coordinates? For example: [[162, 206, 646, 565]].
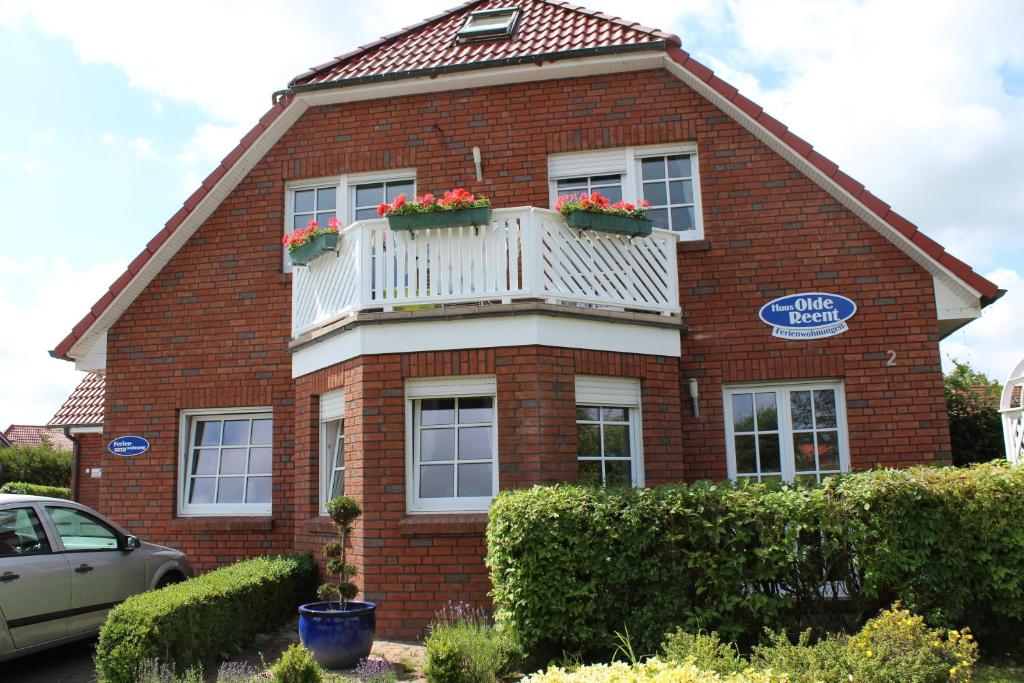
[[122, 535, 141, 551]]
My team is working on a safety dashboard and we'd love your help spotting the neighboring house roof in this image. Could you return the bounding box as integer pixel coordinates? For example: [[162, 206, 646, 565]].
[[49, 373, 105, 427], [2, 425, 74, 451], [289, 0, 680, 89], [0, 432, 10, 448], [50, 0, 1004, 363]]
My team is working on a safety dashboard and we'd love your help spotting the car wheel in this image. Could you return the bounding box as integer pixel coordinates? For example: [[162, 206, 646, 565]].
[[155, 572, 184, 589]]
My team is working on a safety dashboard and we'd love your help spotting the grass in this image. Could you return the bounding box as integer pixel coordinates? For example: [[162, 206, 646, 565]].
[[975, 663, 1024, 683]]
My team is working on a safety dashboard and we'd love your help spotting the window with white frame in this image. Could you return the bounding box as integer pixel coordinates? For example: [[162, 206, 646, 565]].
[[319, 389, 345, 515], [179, 409, 273, 516], [575, 376, 644, 487], [724, 382, 849, 483], [548, 145, 703, 238], [352, 178, 415, 221], [406, 376, 497, 513]]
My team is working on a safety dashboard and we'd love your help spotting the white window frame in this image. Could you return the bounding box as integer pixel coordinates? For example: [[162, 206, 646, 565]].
[[723, 381, 850, 483], [457, 6, 520, 43], [548, 143, 704, 240], [178, 407, 273, 517], [405, 375, 498, 514], [284, 169, 416, 271], [319, 389, 345, 516], [575, 375, 645, 487]]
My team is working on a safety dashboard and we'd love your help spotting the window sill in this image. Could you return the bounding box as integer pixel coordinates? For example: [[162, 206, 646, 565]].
[[398, 513, 488, 537], [300, 516, 336, 534], [171, 516, 275, 532], [678, 238, 710, 252]]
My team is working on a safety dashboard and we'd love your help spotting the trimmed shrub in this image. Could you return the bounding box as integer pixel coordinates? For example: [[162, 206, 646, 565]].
[[487, 462, 1024, 660], [0, 481, 71, 498], [95, 554, 314, 683], [270, 644, 323, 683], [0, 444, 71, 487]]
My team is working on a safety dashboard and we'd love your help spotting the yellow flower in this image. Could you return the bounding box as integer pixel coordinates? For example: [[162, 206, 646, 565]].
[[965, 634, 973, 640], [866, 650, 873, 658], [950, 668, 958, 676]]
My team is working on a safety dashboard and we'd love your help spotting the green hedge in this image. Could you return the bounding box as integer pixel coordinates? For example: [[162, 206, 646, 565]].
[[95, 554, 315, 682], [0, 444, 72, 487], [0, 481, 71, 498], [486, 462, 1024, 660]]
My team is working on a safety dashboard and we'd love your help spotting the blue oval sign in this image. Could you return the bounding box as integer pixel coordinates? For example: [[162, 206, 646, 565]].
[[108, 436, 150, 457], [759, 292, 856, 340]]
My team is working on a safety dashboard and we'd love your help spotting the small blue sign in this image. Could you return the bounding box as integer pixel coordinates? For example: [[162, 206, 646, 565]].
[[759, 292, 856, 340], [108, 436, 150, 457]]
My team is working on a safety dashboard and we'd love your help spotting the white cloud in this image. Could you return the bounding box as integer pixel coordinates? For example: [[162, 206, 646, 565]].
[[942, 268, 1024, 383], [31, 128, 57, 145], [131, 136, 160, 160], [0, 256, 125, 425], [99, 131, 162, 160]]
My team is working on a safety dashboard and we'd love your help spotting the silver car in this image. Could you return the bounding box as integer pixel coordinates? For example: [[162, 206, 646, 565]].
[[0, 494, 192, 661]]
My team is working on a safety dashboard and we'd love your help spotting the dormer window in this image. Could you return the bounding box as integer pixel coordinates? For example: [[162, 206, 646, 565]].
[[457, 6, 520, 43]]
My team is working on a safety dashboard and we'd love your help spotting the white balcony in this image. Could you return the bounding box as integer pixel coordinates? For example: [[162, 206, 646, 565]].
[[291, 206, 681, 338]]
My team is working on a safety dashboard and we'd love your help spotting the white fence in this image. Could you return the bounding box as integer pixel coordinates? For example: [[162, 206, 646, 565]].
[[292, 206, 681, 337], [1003, 358, 1024, 465]]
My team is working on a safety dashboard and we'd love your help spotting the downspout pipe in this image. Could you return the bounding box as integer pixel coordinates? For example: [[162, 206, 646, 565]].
[[63, 426, 80, 501]]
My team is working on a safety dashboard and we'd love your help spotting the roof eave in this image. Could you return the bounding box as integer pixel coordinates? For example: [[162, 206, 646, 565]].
[[287, 41, 669, 95]]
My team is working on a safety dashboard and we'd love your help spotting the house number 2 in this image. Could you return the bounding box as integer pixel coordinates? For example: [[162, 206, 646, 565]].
[[886, 350, 897, 367]]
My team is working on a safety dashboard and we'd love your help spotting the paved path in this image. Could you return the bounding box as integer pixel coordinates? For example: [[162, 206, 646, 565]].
[[5, 638, 97, 683]]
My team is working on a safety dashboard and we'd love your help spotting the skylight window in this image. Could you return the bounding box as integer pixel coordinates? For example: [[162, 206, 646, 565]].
[[457, 6, 520, 43]]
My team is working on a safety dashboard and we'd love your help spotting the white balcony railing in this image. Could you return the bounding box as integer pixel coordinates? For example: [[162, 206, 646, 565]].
[[291, 206, 681, 337]]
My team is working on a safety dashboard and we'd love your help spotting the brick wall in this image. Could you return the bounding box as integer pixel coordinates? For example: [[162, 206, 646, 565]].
[[71, 431, 103, 511], [294, 347, 681, 638], [97, 67, 950, 605]]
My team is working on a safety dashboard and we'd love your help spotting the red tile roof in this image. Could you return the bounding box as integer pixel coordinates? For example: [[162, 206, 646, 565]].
[[51, 1, 1004, 363], [290, 0, 679, 88], [2, 425, 74, 452], [49, 373, 105, 427]]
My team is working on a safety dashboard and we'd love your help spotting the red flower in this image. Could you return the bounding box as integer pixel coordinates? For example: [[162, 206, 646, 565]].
[[377, 203, 388, 217]]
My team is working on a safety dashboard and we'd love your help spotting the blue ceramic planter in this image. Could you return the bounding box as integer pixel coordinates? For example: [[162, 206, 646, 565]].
[[298, 601, 376, 669]]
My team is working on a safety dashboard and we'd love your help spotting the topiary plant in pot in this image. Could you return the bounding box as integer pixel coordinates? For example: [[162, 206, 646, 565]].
[[298, 495, 377, 669]]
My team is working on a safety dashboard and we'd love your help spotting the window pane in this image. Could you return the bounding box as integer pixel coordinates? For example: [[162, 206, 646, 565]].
[[458, 427, 492, 460], [420, 464, 454, 498], [317, 187, 336, 211], [46, 508, 118, 551], [817, 431, 840, 470], [668, 180, 693, 205], [421, 398, 455, 426], [316, 211, 336, 225], [670, 207, 695, 231], [578, 460, 602, 486], [386, 181, 414, 203], [755, 392, 778, 431], [249, 447, 272, 475], [758, 434, 781, 473], [577, 424, 600, 457], [576, 406, 600, 421], [600, 185, 623, 203], [605, 460, 631, 487], [294, 213, 313, 229], [355, 207, 378, 221], [220, 448, 247, 475], [192, 449, 218, 475], [251, 419, 272, 445], [189, 478, 215, 504], [195, 421, 221, 446], [641, 157, 665, 180], [735, 435, 757, 473], [421, 428, 455, 462], [558, 178, 587, 191], [216, 478, 244, 503], [667, 155, 691, 178], [814, 390, 837, 428], [732, 394, 754, 432], [458, 397, 492, 424], [330, 469, 345, 499], [0, 507, 50, 556], [592, 174, 621, 185], [457, 463, 492, 497], [294, 189, 315, 213], [355, 183, 383, 208], [602, 407, 627, 422], [223, 420, 250, 446], [603, 425, 630, 457], [647, 208, 668, 229], [793, 432, 815, 471], [643, 181, 668, 206], [246, 477, 272, 504], [790, 391, 813, 430]]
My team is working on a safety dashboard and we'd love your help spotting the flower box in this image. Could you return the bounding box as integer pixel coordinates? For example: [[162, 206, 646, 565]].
[[387, 206, 493, 231], [287, 232, 339, 266], [566, 210, 653, 237]]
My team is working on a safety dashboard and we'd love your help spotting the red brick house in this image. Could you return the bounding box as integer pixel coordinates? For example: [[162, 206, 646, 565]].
[[50, 1, 1003, 638], [48, 372, 106, 508]]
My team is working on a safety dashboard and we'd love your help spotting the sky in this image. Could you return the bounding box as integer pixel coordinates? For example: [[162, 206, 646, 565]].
[[0, 0, 1022, 424]]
